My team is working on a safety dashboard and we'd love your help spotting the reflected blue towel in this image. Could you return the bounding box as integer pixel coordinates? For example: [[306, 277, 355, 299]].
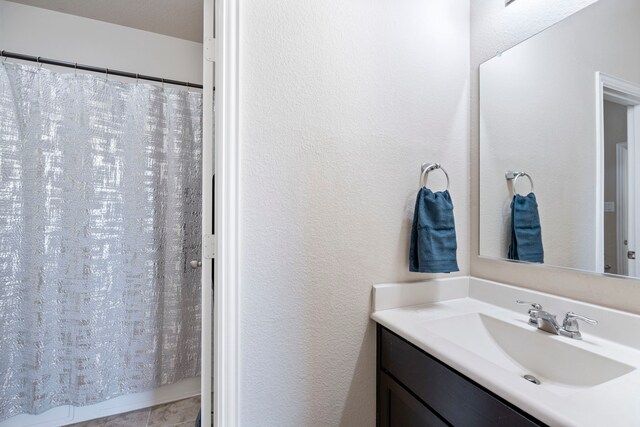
[[508, 193, 544, 263], [409, 188, 459, 273]]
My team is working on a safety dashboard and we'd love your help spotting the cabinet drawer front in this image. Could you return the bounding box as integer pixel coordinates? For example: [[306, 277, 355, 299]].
[[379, 327, 542, 427]]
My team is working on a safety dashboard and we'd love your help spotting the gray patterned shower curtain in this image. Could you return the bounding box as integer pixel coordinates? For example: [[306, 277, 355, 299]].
[[0, 63, 202, 421]]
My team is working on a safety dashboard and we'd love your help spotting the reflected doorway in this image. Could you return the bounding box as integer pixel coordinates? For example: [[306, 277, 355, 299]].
[[603, 101, 627, 275], [599, 75, 640, 277]]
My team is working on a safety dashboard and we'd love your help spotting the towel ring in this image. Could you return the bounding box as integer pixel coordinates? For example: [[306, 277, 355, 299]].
[[506, 171, 534, 195], [420, 163, 450, 191]]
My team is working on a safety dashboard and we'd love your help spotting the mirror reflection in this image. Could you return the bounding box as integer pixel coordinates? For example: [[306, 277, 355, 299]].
[[479, 0, 640, 278]]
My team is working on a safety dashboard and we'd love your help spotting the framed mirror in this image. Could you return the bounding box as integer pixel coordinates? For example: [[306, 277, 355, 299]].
[[479, 0, 640, 278]]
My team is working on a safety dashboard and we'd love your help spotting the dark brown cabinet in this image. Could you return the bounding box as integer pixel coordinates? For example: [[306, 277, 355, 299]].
[[379, 370, 448, 427], [377, 325, 546, 427]]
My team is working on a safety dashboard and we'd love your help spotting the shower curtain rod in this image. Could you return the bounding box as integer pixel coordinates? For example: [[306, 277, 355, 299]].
[[1, 50, 204, 89]]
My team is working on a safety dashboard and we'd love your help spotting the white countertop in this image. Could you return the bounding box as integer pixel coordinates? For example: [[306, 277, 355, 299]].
[[371, 277, 640, 427]]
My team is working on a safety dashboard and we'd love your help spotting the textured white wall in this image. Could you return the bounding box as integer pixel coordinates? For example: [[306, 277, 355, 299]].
[[478, 0, 640, 271], [471, 0, 640, 315], [238, 0, 469, 425], [0, 0, 203, 84]]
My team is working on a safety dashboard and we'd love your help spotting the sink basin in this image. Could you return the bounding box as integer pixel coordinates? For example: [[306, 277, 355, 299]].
[[422, 313, 634, 389]]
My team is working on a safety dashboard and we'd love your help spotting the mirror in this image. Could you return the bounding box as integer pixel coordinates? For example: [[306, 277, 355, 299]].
[[479, 0, 640, 278]]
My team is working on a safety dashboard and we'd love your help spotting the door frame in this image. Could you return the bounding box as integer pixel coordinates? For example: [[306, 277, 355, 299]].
[[211, 0, 240, 426], [616, 142, 628, 275], [201, 1, 214, 426], [596, 72, 640, 275]]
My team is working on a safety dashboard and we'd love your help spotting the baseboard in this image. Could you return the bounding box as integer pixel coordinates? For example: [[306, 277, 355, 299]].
[[0, 377, 201, 427]]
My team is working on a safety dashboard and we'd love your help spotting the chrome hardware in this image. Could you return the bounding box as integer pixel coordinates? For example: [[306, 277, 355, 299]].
[[190, 260, 202, 269], [516, 301, 597, 340], [516, 300, 544, 328], [528, 309, 561, 335], [515, 300, 542, 310], [628, 251, 636, 260], [561, 312, 598, 339], [420, 163, 450, 191], [522, 374, 541, 385], [505, 170, 534, 195]]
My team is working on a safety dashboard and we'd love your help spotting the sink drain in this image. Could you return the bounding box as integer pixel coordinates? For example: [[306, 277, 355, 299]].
[[522, 374, 541, 385]]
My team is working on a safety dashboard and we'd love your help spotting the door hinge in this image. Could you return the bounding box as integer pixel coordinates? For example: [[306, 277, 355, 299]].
[[204, 234, 216, 259], [628, 251, 636, 260], [205, 37, 216, 62]]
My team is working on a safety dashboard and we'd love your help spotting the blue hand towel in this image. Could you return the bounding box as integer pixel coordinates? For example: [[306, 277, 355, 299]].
[[409, 188, 459, 273], [508, 193, 544, 263]]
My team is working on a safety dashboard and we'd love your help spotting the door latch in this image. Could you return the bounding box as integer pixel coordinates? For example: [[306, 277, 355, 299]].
[[628, 251, 636, 260]]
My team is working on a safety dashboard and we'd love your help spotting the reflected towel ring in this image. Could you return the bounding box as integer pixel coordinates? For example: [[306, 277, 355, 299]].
[[420, 163, 450, 191], [506, 171, 534, 195]]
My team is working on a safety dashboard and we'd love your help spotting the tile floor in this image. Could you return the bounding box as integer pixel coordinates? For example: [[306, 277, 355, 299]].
[[66, 396, 200, 427]]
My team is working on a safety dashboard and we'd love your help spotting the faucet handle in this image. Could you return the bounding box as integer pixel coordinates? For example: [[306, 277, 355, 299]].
[[515, 300, 543, 310], [563, 312, 598, 333]]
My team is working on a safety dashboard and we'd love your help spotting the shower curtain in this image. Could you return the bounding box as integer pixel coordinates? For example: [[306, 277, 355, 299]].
[[0, 63, 202, 420]]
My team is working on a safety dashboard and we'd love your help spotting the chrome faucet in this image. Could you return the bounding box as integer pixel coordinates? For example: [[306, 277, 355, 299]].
[[516, 300, 598, 340]]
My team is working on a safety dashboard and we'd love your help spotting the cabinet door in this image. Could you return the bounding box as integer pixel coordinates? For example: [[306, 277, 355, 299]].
[[378, 371, 448, 427]]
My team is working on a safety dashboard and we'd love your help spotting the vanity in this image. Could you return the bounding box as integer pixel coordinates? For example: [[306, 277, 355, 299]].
[[371, 277, 640, 427]]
